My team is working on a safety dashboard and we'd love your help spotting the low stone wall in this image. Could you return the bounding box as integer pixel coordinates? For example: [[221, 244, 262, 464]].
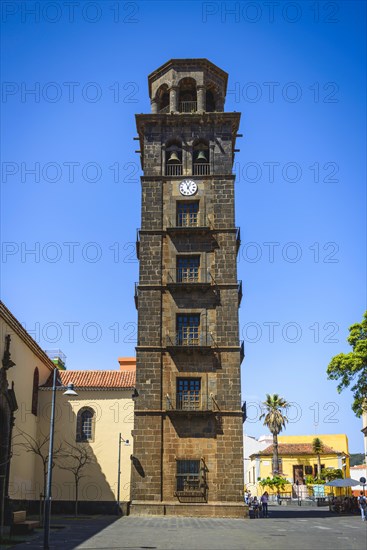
[[130, 501, 249, 518]]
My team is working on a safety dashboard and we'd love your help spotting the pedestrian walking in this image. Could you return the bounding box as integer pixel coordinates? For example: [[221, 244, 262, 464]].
[[260, 491, 269, 517], [251, 496, 260, 518], [357, 491, 367, 521]]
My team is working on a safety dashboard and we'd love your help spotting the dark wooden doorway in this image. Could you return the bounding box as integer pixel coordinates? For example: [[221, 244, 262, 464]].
[[293, 465, 304, 484]]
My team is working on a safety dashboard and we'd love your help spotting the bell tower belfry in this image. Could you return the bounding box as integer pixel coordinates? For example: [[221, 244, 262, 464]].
[[131, 59, 246, 518]]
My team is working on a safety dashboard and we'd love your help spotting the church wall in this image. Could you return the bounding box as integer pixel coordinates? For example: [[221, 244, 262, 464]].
[[0, 315, 53, 502], [37, 389, 133, 503]]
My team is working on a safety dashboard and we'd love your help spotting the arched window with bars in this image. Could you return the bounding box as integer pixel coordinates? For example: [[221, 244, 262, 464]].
[[31, 368, 39, 416], [76, 407, 95, 442]]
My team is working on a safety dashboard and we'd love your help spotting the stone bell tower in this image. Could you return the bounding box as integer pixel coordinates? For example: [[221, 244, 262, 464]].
[[131, 59, 245, 517]]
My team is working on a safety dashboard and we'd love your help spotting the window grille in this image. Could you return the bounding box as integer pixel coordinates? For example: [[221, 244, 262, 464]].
[[176, 460, 201, 492], [177, 256, 200, 282], [176, 314, 200, 346], [176, 201, 199, 227], [76, 408, 95, 441], [176, 378, 201, 410]]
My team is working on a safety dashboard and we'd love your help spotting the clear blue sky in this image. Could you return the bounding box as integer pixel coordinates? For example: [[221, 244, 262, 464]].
[[1, 1, 366, 452]]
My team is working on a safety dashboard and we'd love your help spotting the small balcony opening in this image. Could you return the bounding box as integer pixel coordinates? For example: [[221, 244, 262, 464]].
[[206, 90, 216, 112], [165, 140, 182, 176], [178, 77, 197, 113], [193, 141, 210, 176], [156, 83, 170, 113]]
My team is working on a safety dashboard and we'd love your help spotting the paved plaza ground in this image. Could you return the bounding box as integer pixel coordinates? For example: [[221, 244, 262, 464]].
[[7, 506, 367, 550]]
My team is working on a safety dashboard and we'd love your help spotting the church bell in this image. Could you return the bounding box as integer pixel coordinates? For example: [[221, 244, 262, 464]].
[[167, 151, 180, 163], [196, 150, 208, 162]]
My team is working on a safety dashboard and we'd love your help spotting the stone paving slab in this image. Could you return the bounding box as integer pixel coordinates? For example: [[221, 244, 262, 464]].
[[9, 507, 367, 550]]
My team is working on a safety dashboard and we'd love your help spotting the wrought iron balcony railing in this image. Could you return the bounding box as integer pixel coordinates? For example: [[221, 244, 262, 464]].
[[166, 392, 214, 412], [159, 105, 170, 114], [166, 214, 212, 231], [166, 332, 215, 348], [165, 164, 183, 176], [236, 227, 241, 253], [136, 228, 140, 259], [179, 101, 197, 113], [238, 280, 243, 306], [240, 340, 245, 364], [167, 268, 215, 285], [193, 163, 210, 176]]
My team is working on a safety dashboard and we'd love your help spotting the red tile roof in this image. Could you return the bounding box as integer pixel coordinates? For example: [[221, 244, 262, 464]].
[[41, 370, 135, 390], [257, 443, 340, 456], [351, 464, 367, 470]]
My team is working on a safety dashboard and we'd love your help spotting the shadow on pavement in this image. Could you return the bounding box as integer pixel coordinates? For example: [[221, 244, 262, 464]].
[[11, 515, 120, 549]]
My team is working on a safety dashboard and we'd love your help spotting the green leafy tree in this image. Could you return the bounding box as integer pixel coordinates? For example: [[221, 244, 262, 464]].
[[260, 394, 289, 475], [327, 311, 367, 416], [321, 467, 343, 481], [258, 476, 288, 499], [312, 437, 324, 480]]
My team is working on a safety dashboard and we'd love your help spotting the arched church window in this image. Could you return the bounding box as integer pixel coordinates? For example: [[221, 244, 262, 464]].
[[31, 368, 39, 416], [76, 407, 95, 442]]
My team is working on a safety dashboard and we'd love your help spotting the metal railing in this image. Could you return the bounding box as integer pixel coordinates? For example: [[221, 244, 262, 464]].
[[136, 228, 140, 259], [165, 164, 183, 176], [166, 332, 215, 347], [179, 101, 197, 113], [166, 392, 213, 411], [193, 163, 210, 176], [167, 213, 211, 229], [159, 105, 170, 114], [167, 268, 214, 284], [238, 280, 243, 305], [240, 341, 245, 364], [134, 283, 138, 308]]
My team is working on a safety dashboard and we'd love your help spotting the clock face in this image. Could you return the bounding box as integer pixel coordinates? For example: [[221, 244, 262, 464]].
[[179, 179, 198, 196]]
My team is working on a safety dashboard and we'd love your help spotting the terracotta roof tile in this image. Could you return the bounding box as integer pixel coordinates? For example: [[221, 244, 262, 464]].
[[258, 443, 340, 456], [41, 370, 135, 389], [351, 464, 367, 469]]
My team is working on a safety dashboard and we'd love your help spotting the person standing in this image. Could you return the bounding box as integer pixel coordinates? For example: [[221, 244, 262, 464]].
[[358, 491, 367, 521], [260, 491, 269, 517]]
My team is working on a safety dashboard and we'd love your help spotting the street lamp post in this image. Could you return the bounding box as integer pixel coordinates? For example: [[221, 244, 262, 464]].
[[43, 369, 77, 549], [116, 434, 129, 514]]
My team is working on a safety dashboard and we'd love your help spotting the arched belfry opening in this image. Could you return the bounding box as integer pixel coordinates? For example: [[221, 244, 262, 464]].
[[178, 78, 197, 113], [156, 84, 169, 113], [193, 139, 210, 176], [165, 139, 183, 176]]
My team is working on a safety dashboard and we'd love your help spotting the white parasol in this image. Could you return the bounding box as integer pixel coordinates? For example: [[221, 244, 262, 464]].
[[325, 478, 360, 487]]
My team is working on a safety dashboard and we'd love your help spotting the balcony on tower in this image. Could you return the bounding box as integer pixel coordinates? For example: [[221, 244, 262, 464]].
[[166, 314, 216, 355], [166, 391, 215, 416], [166, 264, 216, 293], [166, 202, 212, 235]]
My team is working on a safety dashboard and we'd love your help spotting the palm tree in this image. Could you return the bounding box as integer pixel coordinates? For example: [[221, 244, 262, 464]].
[[260, 394, 289, 475], [312, 437, 324, 480]]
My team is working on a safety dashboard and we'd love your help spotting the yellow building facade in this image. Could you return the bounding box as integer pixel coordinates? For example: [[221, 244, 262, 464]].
[[0, 302, 135, 517], [248, 434, 350, 498]]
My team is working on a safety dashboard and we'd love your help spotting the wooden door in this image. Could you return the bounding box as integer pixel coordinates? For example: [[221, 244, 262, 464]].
[[293, 465, 304, 484]]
